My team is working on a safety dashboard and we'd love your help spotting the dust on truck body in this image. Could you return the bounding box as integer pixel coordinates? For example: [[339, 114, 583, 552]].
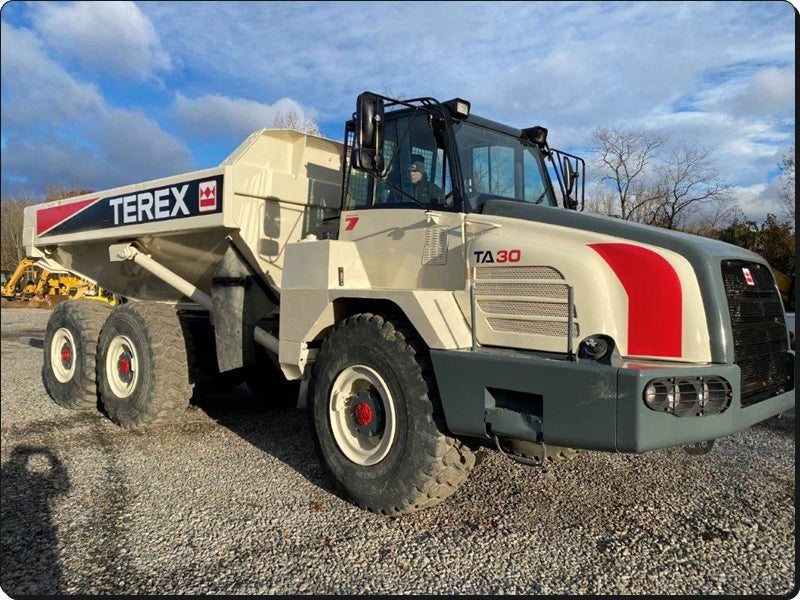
[[24, 92, 795, 515]]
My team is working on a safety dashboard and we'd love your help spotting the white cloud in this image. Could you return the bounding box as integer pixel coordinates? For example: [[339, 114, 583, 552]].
[[730, 179, 787, 223], [28, 0, 171, 81], [1, 104, 194, 195], [730, 66, 796, 116], [172, 93, 317, 143], [0, 21, 104, 127], [0, 19, 191, 196], [133, 1, 795, 133]]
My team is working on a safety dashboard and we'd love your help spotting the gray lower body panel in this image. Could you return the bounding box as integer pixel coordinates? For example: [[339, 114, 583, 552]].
[[430, 347, 795, 453]]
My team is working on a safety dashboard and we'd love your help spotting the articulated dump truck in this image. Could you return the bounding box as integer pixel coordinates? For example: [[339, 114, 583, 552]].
[[23, 92, 794, 515]]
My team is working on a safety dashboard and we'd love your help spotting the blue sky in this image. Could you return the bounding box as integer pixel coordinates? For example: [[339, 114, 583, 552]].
[[0, 1, 795, 222]]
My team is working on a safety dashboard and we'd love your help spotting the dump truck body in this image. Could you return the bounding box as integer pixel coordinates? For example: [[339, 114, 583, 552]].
[[23, 92, 794, 515], [24, 129, 342, 302]]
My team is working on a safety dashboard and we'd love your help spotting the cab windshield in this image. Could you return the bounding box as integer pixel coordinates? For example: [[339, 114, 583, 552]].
[[343, 108, 558, 213], [452, 121, 556, 212]]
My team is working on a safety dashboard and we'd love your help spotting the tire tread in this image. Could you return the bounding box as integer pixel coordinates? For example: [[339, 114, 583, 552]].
[[100, 302, 192, 428], [312, 313, 475, 516], [42, 300, 112, 410]]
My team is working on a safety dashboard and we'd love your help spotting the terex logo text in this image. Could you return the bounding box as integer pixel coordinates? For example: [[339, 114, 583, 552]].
[[109, 185, 190, 225]]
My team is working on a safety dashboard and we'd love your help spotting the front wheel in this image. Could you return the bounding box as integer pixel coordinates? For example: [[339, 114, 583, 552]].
[[308, 313, 475, 515]]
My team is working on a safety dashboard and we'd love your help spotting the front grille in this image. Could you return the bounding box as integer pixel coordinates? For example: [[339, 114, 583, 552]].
[[721, 260, 792, 406]]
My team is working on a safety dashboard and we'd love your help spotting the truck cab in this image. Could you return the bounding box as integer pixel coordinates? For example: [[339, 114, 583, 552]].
[[288, 92, 794, 450]]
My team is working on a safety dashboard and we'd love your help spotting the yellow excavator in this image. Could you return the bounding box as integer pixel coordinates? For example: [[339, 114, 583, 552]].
[[772, 267, 795, 351], [0, 258, 119, 308], [772, 268, 795, 311]]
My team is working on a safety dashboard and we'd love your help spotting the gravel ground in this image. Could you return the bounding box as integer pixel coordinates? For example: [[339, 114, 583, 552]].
[[0, 306, 796, 596]]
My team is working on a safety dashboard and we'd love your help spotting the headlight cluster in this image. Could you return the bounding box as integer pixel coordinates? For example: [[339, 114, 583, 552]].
[[643, 376, 731, 417]]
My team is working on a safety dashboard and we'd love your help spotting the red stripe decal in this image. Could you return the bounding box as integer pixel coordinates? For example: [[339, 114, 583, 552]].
[[589, 243, 682, 357], [37, 197, 101, 235]]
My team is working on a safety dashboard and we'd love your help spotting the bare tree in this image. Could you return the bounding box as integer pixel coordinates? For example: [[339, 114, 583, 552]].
[[272, 110, 321, 136], [777, 143, 795, 223], [584, 183, 619, 217], [681, 202, 744, 238], [588, 126, 735, 232], [590, 126, 669, 221], [43, 184, 94, 202], [651, 142, 733, 230], [0, 193, 33, 271]]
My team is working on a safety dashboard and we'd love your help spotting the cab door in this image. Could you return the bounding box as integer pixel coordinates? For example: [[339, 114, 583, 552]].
[[339, 112, 466, 292]]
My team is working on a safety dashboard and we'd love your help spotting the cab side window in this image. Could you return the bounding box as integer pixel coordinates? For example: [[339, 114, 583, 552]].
[[345, 113, 453, 210]]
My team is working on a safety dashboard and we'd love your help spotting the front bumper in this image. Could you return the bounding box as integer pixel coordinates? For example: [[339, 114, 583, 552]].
[[430, 347, 795, 453]]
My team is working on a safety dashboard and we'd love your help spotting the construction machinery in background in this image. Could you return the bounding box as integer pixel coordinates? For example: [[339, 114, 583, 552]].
[[772, 268, 796, 350], [21, 91, 793, 515], [772, 267, 795, 312], [1, 257, 119, 308]]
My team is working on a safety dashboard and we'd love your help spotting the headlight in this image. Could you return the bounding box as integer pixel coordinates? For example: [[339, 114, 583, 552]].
[[643, 376, 731, 417], [577, 334, 619, 365], [644, 380, 674, 412], [701, 377, 731, 415]]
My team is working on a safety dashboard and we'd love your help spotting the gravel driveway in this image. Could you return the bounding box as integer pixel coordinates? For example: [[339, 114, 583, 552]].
[[0, 306, 795, 595]]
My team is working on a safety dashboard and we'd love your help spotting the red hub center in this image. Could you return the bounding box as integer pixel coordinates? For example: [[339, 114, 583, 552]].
[[354, 402, 373, 426], [60, 345, 71, 365], [116, 350, 134, 384]]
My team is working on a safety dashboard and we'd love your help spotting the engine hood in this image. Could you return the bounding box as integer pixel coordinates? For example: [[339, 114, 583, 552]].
[[477, 200, 774, 363], [480, 200, 763, 264]]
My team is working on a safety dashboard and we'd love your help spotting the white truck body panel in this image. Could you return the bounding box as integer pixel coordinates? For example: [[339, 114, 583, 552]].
[[23, 129, 343, 302]]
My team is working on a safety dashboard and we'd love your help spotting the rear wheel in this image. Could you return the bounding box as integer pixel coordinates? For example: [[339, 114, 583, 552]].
[[309, 313, 475, 515], [42, 300, 112, 410], [97, 302, 192, 428]]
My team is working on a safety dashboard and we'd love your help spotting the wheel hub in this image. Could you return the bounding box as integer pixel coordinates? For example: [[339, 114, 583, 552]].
[[117, 351, 134, 384], [60, 342, 73, 370], [329, 364, 396, 466], [351, 390, 384, 437], [51, 327, 78, 384]]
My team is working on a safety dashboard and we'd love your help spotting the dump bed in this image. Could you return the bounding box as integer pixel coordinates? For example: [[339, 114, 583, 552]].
[[22, 129, 343, 302]]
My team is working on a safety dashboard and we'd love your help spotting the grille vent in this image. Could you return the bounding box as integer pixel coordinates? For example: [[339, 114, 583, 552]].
[[476, 266, 563, 280], [721, 260, 792, 406], [422, 226, 448, 265], [475, 265, 578, 338]]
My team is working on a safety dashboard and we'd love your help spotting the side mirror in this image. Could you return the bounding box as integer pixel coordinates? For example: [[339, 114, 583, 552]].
[[353, 92, 385, 174], [563, 156, 574, 197], [552, 149, 585, 211]]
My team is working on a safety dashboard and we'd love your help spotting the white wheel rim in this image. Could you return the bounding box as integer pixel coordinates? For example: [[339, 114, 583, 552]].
[[105, 334, 139, 399], [50, 327, 76, 383], [329, 365, 396, 466]]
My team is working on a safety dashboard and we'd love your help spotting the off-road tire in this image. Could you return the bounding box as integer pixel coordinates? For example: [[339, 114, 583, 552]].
[[500, 439, 582, 465], [308, 313, 476, 516], [42, 300, 112, 410], [97, 302, 192, 428]]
